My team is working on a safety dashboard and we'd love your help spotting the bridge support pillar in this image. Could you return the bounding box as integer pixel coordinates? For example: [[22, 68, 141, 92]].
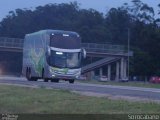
[[120, 57, 128, 81], [124, 59, 127, 79], [107, 65, 111, 81], [91, 71, 95, 80], [116, 61, 120, 81], [86, 72, 91, 80], [99, 68, 103, 77], [120, 58, 124, 80]]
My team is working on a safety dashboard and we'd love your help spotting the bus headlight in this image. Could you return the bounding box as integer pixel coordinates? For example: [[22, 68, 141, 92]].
[[76, 76, 79, 79], [52, 74, 55, 77], [75, 70, 81, 76]]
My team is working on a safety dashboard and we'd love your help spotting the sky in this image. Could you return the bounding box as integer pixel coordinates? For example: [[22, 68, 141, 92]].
[[0, 0, 159, 21]]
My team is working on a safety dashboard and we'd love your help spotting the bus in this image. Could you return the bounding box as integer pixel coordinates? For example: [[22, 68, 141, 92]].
[[22, 30, 86, 83]]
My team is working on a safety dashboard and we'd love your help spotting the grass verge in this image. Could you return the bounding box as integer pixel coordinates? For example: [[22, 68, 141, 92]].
[[0, 85, 160, 114], [77, 80, 160, 89]]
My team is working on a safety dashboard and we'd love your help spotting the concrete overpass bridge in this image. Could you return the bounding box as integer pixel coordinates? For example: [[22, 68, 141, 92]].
[[0, 37, 133, 81]]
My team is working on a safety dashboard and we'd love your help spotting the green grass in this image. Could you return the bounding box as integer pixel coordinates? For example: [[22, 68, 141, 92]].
[[78, 80, 160, 89], [0, 85, 160, 114]]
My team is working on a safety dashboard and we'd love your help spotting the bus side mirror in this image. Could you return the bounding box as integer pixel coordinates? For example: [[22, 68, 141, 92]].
[[46, 47, 51, 65], [81, 48, 86, 59], [47, 46, 51, 56]]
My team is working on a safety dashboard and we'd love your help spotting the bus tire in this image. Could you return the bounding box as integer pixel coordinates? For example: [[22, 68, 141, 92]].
[[42, 69, 44, 79], [33, 78, 38, 81], [51, 79, 59, 83], [42, 69, 48, 82], [69, 79, 74, 84], [26, 68, 38, 81], [26, 68, 28, 79], [44, 79, 48, 82], [26, 68, 32, 81]]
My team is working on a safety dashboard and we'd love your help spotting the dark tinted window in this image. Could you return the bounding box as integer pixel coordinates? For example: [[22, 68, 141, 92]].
[[50, 34, 81, 49]]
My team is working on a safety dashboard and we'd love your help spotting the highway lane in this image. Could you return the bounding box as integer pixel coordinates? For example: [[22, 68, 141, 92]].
[[0, 76, 160, 101]]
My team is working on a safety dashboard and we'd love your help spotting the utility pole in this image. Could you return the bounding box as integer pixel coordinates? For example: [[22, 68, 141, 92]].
[[127, 28, 130, 80]]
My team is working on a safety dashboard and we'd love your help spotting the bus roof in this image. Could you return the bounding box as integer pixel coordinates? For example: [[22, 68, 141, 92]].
[[25, 29, 79, 37]]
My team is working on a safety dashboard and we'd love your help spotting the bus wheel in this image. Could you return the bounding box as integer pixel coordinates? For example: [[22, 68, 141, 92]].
[[44, 79, 48, 82], [69, 79, 74, 84], [51, 79, 59, 83], [32, 78, 38, 81], [26, 68, 37, 81], [42, 69, 44, 79], [26, 68, 32, 81], [26, 68, 29, 80]]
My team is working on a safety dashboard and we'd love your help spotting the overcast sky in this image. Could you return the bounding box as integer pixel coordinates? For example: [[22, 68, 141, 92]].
[[0, 0, 159, 21]]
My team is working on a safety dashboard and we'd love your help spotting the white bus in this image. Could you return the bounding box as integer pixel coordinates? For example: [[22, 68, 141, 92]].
[[22, 30, 86, 83]]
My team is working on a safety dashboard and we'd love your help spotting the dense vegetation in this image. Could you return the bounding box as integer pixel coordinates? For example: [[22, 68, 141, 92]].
[[0, 0, 160, 78]]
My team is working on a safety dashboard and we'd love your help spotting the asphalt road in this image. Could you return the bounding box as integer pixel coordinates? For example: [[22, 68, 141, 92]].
[[0, 76, 160, 101]]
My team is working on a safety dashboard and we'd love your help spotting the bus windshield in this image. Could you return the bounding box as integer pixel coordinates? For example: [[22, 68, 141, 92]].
[[50, 34, 81, 49], [49, 50, 81, 69]]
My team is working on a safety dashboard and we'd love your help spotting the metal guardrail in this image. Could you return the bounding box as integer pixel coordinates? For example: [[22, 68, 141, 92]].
[[81, 43, 127, 55], [81, 43, 125, 50], [0, 37, 23, 49]]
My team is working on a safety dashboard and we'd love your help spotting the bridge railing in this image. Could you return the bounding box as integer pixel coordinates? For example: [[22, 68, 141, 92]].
[[0, 37, 23, 49]]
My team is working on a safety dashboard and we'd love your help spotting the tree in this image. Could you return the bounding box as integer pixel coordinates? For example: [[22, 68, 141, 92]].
[[123, 0, 155, 23], [104, 8, 132, 44]]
